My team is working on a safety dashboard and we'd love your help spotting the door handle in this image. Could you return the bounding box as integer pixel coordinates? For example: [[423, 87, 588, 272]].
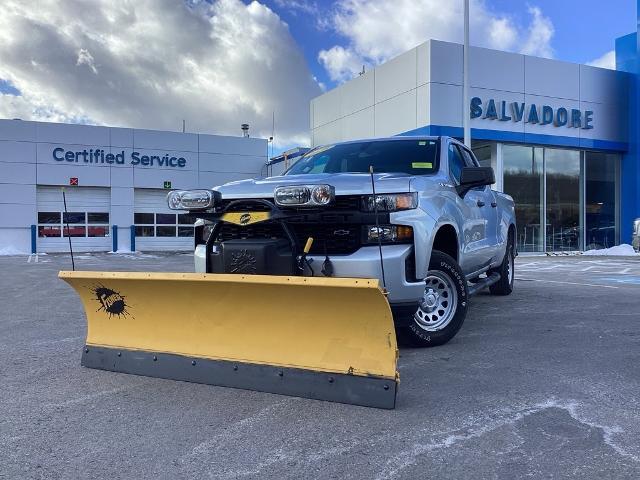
[[476, 200, 485, 207], [491, 202, 497, 208]]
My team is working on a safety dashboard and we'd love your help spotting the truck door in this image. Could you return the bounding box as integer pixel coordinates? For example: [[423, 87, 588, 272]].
[[448, 143, 498, 273], [459, 145, 500, 267]]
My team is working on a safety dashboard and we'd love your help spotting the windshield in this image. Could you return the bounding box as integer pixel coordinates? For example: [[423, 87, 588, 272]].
[[285, 139, 438, 175]]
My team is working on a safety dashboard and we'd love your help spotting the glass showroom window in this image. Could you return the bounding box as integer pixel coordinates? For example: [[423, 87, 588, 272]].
[[134, 213, 194, 237], [37, 212, 110, 238], [545, 148, 582, 252], [503, 145, 544, 252], [585, 152, 620, 249], [503, 145, 619, 252]]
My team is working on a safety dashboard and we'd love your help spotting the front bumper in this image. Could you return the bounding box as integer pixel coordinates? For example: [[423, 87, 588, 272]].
[[306, 245, 425, 304], [198, 243, 425, 305]]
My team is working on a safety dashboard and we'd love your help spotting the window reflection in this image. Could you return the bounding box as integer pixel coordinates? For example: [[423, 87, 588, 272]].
[[545, 148, 581, 252], [503, 145, 543, 252], [472, 144, 492, 169], [37, 211, 109, 238], [502, 145, 618, 252], [585, 152, 618, 249], [135, 213, 193, 238]]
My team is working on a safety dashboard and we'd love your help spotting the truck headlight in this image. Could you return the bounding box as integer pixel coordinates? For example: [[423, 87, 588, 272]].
[[362, 193, 417, 212], [167, 190, 218, 210], [274, 185, 334, 207], [365, 225, 413, 243]]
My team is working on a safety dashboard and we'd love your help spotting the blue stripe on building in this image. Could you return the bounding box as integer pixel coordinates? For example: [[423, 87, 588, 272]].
[[614, 1, 640, 244]]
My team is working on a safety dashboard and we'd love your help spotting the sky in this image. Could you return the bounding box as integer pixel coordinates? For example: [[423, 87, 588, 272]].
[[0, 0, 636, 152]]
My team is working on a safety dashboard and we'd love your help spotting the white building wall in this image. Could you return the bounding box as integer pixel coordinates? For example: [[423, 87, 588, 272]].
[[310, 45, 429, 144], [0, 124, 37, 252], [0, 119, 267, 253], [310, 40, 631, 148]]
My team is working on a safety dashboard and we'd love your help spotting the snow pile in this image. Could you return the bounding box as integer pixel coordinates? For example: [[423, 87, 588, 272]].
[[582, 244, 639, 256], [108, 251, 160, 259], [0, 246, 29, 256]]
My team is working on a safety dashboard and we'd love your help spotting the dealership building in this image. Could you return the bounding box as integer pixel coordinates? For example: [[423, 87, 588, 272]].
[[310, 33, 640, 253], [2, 13, 640, 255], [0, 120, 267, 252]]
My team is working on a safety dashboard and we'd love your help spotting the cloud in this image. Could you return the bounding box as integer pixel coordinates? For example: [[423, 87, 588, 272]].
[[76, 49, 98, 75], [587, 50, 616, 70], [273, 0, 319, 15], [520, 6, 554, 58], [318, 0, 555, 82], [0, 0, 321, 146], [318, 46, 366, 82]]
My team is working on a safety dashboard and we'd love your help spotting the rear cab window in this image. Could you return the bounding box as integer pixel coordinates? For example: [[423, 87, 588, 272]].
[[451, 142, 489, 190], [448, 143, 466, 184], [459, 146, 479, 167]]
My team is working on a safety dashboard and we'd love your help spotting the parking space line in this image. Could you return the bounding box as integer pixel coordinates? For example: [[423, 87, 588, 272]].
[[520, 264, 563, 271], [598, 276, 640, 285], [517, 262, 541, 268], [516, 278, 619, 289]]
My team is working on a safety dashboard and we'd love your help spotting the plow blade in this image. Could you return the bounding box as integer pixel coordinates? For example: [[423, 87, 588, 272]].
[[59, 271, 399, 408]]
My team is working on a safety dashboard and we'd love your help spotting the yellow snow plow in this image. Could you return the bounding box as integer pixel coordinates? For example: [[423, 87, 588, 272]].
[[59, 271, 399, 408]]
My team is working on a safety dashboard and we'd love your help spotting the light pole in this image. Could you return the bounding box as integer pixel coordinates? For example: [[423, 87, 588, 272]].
[[463, 0, 470, 147]]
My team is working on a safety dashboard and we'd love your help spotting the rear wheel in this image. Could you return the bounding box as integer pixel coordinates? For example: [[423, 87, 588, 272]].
[[398, 250, 468, 347], [489, 232, 515, 295]]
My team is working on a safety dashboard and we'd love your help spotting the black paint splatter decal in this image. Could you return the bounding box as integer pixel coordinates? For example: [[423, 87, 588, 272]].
[[92, 285, 132, 318]]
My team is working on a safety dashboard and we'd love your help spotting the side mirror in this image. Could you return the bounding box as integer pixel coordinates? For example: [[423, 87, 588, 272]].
[[457, 167, 495, 196]]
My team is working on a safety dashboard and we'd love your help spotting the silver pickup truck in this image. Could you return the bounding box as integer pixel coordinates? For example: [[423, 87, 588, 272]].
[[168, 136, 516, 347]]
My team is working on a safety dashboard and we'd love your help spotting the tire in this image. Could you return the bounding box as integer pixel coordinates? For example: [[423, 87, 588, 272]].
[[397, 250, 468, 348], [489, 232, 515, 295]]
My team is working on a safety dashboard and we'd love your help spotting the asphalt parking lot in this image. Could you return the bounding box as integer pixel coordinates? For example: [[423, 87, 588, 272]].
[[1, 252, 639, 479]]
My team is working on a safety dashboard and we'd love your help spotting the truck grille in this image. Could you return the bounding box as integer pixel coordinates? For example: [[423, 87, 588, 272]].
[[217, 222, 361, 255], [215, 196, 367, 255], [219, 195, 362, 212]]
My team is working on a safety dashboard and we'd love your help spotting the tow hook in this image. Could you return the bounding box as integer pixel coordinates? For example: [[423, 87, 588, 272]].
[[322, 256, 334, 277]]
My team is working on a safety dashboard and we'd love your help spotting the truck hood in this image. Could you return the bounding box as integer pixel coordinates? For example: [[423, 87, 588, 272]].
[[215, 173, 413, 198]]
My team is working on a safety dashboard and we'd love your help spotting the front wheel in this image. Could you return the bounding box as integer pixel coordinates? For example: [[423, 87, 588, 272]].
[[397, 250, 468, 347]]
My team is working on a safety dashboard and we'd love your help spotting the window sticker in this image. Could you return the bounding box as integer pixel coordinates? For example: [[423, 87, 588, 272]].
[[412, 162, 433, 169]]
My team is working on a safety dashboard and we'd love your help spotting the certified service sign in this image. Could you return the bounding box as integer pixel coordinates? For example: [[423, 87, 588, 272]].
[[53, 148, 188, 168]]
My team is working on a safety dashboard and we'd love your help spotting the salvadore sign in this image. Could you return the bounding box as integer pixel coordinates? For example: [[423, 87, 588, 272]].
[[470, 97, 593, 130], [53, 147, 188, 168]]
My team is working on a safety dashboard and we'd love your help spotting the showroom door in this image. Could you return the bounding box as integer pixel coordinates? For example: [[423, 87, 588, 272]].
[[545, 149, 583, 252], [36, 186, 111, 252], [503, 145, 544, 253]]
